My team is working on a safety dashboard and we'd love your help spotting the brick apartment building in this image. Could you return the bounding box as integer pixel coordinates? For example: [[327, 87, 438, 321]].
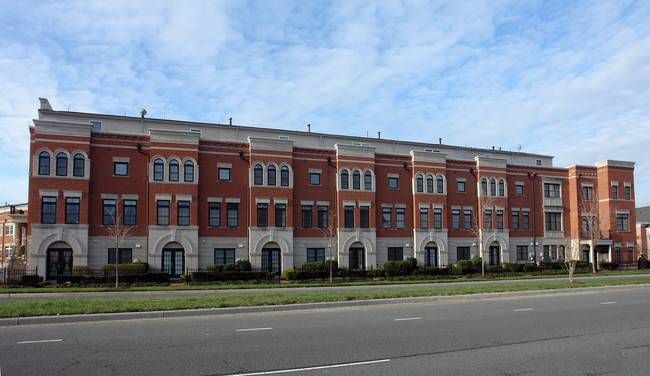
[[1, 203, 28, 268], [27, 98, 638, 280]]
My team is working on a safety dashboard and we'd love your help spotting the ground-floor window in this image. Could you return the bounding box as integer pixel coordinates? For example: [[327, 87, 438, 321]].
[[425, 247, 437, 267], [516, 245, 528, 261], [214, 248, 235, 265], [307, 248, 325, 263], [162, 249, 184, 278], [387, 247, 403, 261], [108, 248, 132, 264], [47, 248, 73, 280], [262, 249, 281, 273], [456, 246, 471, 261]]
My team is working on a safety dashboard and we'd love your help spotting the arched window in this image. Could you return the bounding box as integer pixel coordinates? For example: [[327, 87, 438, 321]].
[[490, 178, 496, 196], [498, 179, 505, 196], [437, 176, 444, 194], [73, 153, 84, 177], [416, 174, 424, 193], [184, 161, 194, 182], [341, 170, 349, 189], [39, 151, 50, 175], [254, 164, 263, 185], [169, 160, 179, 181], [481, 178, 488, 196], [56, 152, 67, 176], [268, 165, 276, 186], [427, 175, 434, 193], [280, 165, 289, 186], [352, 170, 361, 190], [153, 158, 164, 181], [364, 171, 372, 190]]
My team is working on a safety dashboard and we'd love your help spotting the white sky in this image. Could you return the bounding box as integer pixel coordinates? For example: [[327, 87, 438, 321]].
[[1, 0, 649, 207]]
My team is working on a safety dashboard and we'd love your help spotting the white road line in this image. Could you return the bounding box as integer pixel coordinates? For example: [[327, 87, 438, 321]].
[[17, 339, 63, 344], [600, 302, 617, 305], [394, 317, 422, 321], [236, 327, 273, 332], [226, 359, 391, 375], [514, 308, 533, 312]]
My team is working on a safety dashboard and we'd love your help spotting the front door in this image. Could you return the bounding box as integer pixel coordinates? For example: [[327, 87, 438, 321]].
[[425, 247, 438, 267], [162, 249, 185, 278], [262, 249, 281, 273], [489, 246, 500, 266], [349, 247, 365, 270], [47, 249, 73, 280]]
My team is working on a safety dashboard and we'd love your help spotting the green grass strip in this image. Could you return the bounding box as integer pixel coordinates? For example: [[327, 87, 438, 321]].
[[1, 278, 648, 319]]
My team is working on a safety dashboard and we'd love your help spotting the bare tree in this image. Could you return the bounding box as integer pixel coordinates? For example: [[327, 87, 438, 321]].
[[560, 240, 581, 283], [320, 211, 338, 283], [468, 194, 497, 277], [7, 244, 27, 281], [579, 190, 613, 273], [104, 199, 134, 288]]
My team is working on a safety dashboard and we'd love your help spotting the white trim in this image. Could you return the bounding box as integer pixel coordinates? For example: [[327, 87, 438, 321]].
[[113, 157, 131, 163], [207, 197, 223, 203], [176, 194, 192, 202], [63, 191, 82, 198], [225, 198, 241, 203], [39, 190, 59, 197]]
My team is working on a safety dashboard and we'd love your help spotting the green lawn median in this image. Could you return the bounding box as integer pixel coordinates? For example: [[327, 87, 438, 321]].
[[1, 277, 648, 319]]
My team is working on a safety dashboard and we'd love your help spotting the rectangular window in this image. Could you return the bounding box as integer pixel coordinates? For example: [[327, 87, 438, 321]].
[[464, 210, 472, 230], [360, 206, 370, 228], [382, 207, 392, 229], [157, 200, 170, 226], [522, 211, 530, 230], [516, 245, 528, 261], [108, 248, 132, 264], [123, 200, 137, 226], [307, 248, 325, 263], [433, 208, 442, 229], [90, 120, 102, 131], [103, 199, 117, 225], [218, 168, 230, 181], [344, 206, 354, 228], [310, 173, 320, 185], [457, 246, 471, 261], [617, 213, 629, 232], [388, 177, 398, 189], [396, 208, 405, 229], [545, 212, 562, 231], [5, 225, 13, 235], [484, 209, 492, 229], [452, 209, 460, 230], [317, 206, 327, 229], [625, 186, 631, 200], [178, 201, 190, 226], [42, 196, 56, 224], [388, 247, 403, 261], [496, 210, 503, 230], [227, 203, 239, 227], [302, 205, 313, 229], [582, 186, 593, 201], [614, 247, 621, 262], [276, 204, 287, 227], [516, 183, 524, 195], [628, 247, 633, 263], [114, 162, 128, 176], [65, 197, 80, 224], [214, 248, 235, 265], [544, 183, 561, 198], [257, 203, 268, 227], [413, 206, 427, 230], [612, 185, 618, 199], [208, 202, 221, 227], [457, 181, 465, 193], [512, 211, 519, 230]]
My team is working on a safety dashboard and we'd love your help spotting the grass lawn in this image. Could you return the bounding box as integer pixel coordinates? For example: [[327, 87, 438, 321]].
[[0, 277, 648, 319]]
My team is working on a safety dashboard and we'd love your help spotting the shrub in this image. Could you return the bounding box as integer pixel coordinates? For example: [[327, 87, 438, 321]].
[[18, 274, 44, 287], [206, 264, 225, 273], [415, 267, 448, 276], [190, 271, 272, 283], [600, 262, 618, 271], [222, 263, 236, 272], [504, 263, 525, 273], [638, 255, 650, 269], [448, 265, 462, 275], [235, 260, 252, 272], [524, 264, 538, 273], [384, 260, 415, 277], [282, 269, 296, 280], [325, 260, 338, 272], [470, 257, 483, 270], [367, 268, 385, 278], [486, 265, 503, 274]]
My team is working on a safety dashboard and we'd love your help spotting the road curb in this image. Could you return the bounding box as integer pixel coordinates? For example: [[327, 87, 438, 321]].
[[2, 283, 648, 327]]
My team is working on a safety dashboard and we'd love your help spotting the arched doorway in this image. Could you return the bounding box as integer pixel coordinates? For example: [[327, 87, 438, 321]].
[[46, 241, 73, 280], [424, 242, 438, 267], [162, 242, 185, 278], [349, 242, 365, 270], [489, 242, 500, 266], [261, 243, 281, 273]]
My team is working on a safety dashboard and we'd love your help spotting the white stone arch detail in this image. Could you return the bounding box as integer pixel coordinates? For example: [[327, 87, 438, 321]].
[[181, 157, 198, 182], [417, 234, 447, 255], [252, 235, 291, 256], [152, 234, 195, 256], [498, 178, 507, 197], [150, 155, 167, 182], [266, 162, 279, 186], [36, 233, 84, 257], [250, 160, 266, 186], [341, 235, 375, 256], [362, 168, 375, 191], [351, 168, 363, 190], [415, 173, 425, 193], [483, 233, 508, 256], [278, 162, 293, 187], [338, 167, 352, 190], [33, 147, 54, 176], [436, 173, 447, 195]]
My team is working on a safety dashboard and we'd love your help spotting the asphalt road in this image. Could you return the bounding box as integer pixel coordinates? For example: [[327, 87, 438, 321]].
[[1, 286, 648, 375], [1, 273, 649, 301]]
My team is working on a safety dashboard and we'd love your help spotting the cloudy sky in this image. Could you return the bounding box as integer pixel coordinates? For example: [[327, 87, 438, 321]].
[[1, 0, 649, 207]]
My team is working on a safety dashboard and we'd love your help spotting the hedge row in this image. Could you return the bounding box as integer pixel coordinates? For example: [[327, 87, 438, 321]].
[[205, 260, 252, 273], [56, 272, 169, 285], [187, 271, 275, 283]]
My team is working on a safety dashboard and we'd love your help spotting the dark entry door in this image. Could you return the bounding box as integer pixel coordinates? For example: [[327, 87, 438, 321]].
[[349, 247, 365, 270], [489, 246, 500, 266], [262, 249, 281, 273], [162, 249, 185, 278], [425, 247, 438, 267], [47, 249, 73, 280]]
